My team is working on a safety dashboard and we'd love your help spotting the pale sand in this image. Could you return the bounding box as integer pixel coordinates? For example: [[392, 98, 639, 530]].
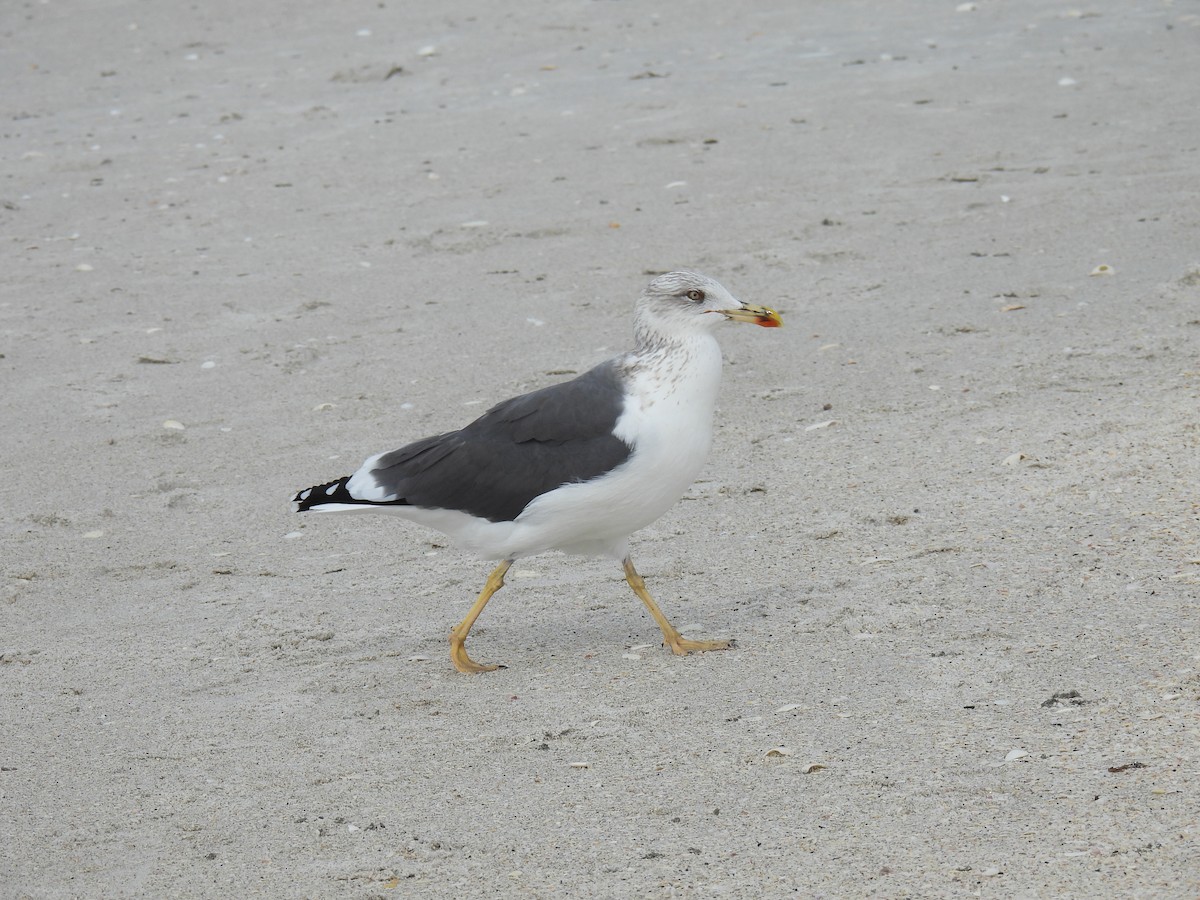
[[3, 1, 1198, 896]]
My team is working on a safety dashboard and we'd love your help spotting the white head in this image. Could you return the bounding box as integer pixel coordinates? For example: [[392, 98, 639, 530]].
[[634, 271, 782, 346]]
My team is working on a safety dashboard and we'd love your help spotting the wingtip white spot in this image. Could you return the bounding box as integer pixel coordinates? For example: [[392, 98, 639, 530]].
[[299, 488, 312, 501]]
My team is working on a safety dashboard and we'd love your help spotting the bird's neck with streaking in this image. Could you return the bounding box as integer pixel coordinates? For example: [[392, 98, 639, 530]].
[[625, 330, 724, 410]]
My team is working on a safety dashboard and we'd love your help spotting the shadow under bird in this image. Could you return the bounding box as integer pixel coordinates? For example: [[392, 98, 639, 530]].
[[293, 270, 782, 673]]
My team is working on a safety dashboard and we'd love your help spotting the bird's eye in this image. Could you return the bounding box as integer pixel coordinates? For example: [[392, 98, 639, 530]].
[[686, 289, 705, 302]]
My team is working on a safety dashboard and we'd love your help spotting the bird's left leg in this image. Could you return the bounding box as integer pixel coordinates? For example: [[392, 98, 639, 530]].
[[449, 559, 513, 673], [622, 557, 731, 656]]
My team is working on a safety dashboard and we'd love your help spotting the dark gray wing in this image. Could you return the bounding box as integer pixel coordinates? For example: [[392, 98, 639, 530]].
[[365, 360, 633, 522]]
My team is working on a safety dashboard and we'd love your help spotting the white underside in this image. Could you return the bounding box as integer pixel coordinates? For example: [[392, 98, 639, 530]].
[[312, 333, 724, 561]]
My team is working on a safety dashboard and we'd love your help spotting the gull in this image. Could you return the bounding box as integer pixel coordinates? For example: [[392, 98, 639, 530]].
[[293, 271, 782, 672]]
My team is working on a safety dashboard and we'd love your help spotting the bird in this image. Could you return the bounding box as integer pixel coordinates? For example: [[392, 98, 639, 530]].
[[292, 271, 782, 673]]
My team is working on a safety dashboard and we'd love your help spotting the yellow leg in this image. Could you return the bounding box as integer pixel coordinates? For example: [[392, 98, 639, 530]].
[[622, 557, 731, 656], [449, 560, 512, 674]]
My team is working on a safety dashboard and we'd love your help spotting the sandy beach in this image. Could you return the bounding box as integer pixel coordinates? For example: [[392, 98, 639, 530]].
[[3, 0, 1198, 896]]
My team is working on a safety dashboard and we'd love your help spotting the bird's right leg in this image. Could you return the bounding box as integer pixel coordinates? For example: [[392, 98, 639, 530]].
[[622, 557, 732, 656], [449, 560, 513, 674]]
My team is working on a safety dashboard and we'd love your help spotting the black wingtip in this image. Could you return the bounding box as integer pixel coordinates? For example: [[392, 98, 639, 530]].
[[293, 476, 354, 511]]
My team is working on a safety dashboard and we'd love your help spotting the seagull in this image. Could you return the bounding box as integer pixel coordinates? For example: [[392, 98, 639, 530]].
[[293, 271, 782, 673]]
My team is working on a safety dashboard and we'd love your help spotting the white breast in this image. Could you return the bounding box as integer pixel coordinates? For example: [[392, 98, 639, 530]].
[[503, 333, 724, 559]]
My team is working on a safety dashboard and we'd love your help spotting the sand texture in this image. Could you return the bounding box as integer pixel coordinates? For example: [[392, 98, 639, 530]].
[[3, 1, 1198, 896]]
